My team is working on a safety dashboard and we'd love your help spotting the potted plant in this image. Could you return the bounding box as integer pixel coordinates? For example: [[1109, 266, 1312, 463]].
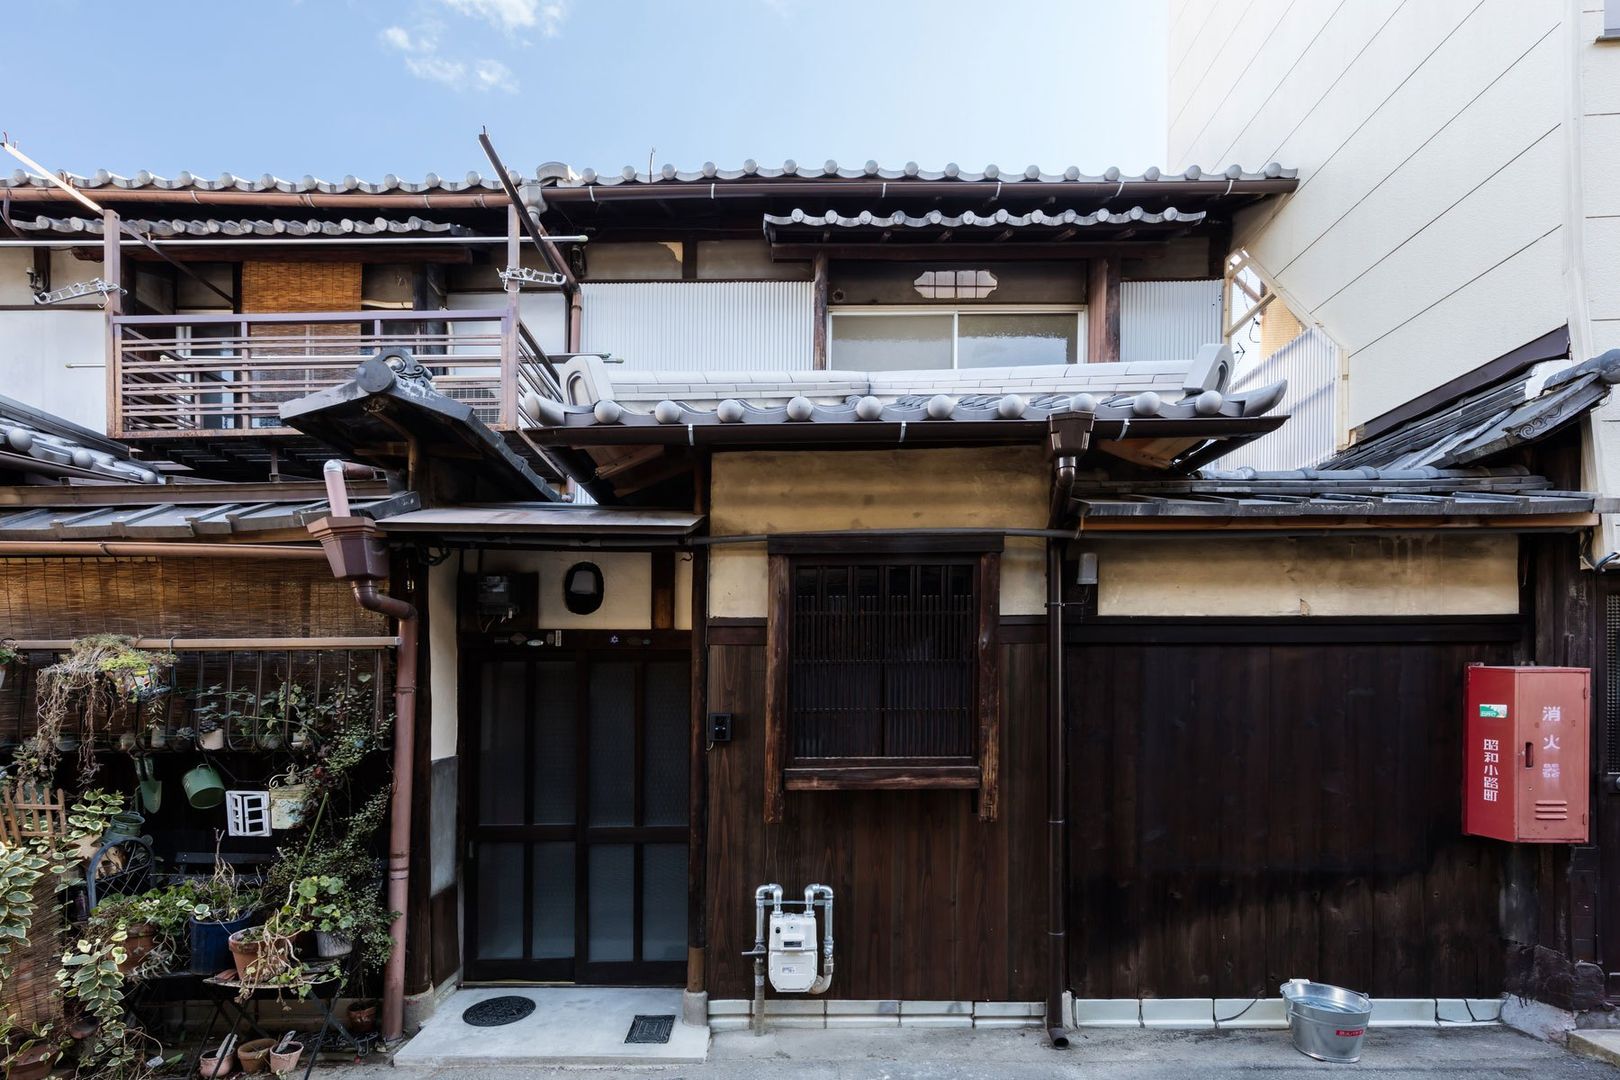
[[196, 714, 226, 751], [188, 858, 263, 977], [227, 923, 295, 987], [0, 1020, 59, 1080]]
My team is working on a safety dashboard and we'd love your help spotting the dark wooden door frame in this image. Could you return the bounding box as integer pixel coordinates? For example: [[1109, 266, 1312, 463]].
[[460, 637, 691, 985]]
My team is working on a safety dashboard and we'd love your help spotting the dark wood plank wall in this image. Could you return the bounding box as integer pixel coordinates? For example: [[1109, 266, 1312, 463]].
[[703, 632, 1047, 1001], [1068, 635, 1517, 999]]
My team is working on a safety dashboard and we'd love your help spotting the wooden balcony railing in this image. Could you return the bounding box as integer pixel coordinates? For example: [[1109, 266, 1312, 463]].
[[110, 309, 564, 439]]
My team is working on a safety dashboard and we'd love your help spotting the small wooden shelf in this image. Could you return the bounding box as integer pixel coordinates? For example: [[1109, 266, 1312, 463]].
[[784, 764, 981, 791]]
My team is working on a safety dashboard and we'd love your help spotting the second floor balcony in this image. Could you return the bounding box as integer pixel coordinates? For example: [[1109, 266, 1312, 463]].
[[109, 308, 562, 443]]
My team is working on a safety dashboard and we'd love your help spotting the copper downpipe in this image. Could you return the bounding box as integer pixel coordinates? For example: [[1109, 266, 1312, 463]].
[[351, 578, 417, 1043], [312, 462, 418, 1043]]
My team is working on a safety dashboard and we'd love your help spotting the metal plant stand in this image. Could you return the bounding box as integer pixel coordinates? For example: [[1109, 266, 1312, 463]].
[[189, 971, 355, 1080]]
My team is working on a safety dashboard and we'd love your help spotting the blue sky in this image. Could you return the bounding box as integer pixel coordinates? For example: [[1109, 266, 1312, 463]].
[[6, 0, 1168, 182]]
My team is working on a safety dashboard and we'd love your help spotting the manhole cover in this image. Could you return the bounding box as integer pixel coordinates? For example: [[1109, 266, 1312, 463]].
[[625, 1014, 675, 1044], [462, 996, 536, 1027]]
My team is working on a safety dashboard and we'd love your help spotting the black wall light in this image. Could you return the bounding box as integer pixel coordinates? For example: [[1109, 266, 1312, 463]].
[[563, 561, 605, 615]]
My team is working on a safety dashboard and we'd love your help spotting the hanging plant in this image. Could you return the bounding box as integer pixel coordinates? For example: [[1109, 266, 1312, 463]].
[[25, 637, 176, 786]]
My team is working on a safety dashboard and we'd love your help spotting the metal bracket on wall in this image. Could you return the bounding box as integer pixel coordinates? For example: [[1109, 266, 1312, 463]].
[[498, 266, 568, 289]]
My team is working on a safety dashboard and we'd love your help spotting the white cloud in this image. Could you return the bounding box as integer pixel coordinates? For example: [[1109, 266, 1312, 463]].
[[380, 25, 424, 52], [473, 59, 519, 94], [381, 20, 519, 93], [439, 0, 570, 37]]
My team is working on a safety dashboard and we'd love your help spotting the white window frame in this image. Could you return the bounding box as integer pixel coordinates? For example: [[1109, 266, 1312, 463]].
[[827, 304, 1088, 367]]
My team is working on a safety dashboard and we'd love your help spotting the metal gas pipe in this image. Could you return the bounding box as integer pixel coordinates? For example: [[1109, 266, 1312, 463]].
[[803, 884, 835, 994], [744, 884, 783, 1034]]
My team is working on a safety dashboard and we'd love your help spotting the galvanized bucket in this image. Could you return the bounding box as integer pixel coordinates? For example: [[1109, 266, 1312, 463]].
[[1280, 979, 1372, 1063]]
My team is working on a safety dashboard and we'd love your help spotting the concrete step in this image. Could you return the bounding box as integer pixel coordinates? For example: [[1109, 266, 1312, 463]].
[[1568, 1029, 1620, 1067]]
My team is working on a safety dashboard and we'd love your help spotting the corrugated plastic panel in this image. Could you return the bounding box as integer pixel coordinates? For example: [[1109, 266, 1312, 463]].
[[1216, 327, 1340, 471], [580, 282, 813, 371], [1119, 279, 1222, 364]]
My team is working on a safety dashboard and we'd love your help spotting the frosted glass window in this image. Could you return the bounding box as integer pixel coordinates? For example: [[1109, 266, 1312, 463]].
[[828, 314, 952, 371], [532, 842, 575, 958], [642, 662, 689, 827], [587, 845, 634, 962], [957, 314, 1077, 367], [478, 663, 527, 825], [532, 662, 577, 825], [475, 841, 523, 959], [641, 845, 688, 962], [588, 663, 635, 826]]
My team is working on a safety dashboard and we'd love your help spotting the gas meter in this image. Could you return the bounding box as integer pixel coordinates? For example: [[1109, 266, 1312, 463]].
[[767, 909, 819, 993]]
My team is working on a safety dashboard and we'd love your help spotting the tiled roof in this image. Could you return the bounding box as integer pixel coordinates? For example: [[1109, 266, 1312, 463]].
[[762, 206, 1204, 234], [0, 488, 416, 541], [1070, 466, 1604, 524], [14, 215, 474, 238], [1328, 349, 1620, 470], [1, 161, 1294, 194], [529, 347, 1286, 429], [0, 395, 161, 485]]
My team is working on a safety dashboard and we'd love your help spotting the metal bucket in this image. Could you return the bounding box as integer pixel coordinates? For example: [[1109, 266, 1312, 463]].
[[1280, 979, 1372, 1064]]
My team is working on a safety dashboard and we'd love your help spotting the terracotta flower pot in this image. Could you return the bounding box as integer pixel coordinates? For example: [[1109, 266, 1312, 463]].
[[347, 1001, 377, 1034], [269, 1042, 303, 1075], [197, 1047, 236, 1078], [236, 1037, 276, 1075], [5, 1044, 58, 1080], [227, 928, 288, 985], [118, 922, 159, 974]]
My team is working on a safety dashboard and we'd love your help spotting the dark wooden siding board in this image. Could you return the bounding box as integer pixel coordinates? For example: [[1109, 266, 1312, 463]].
[[1005, 642, 1049, 1000], [704, 640, 1044, 1001], [1068, 634, 1515, 999]]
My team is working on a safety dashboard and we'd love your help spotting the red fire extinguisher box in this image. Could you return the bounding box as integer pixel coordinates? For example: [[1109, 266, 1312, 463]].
[[1464, 665, 1590, 843]]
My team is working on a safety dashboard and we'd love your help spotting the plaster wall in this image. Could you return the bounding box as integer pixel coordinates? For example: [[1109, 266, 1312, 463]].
[[707, 446, 1048, 618], [1168, 0, 1570, 430], [427, 558, 460, 762], [1086, 533, 1519, 617]]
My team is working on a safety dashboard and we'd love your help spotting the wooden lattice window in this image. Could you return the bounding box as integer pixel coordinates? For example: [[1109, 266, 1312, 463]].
[[764, 537, 1001, 822]]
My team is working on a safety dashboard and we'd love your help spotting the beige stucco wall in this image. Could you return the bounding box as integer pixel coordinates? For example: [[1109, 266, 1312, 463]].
[[1088, 533, 1519, 617], [427, 558, 460, 761], [708, 446, 1049, 618]]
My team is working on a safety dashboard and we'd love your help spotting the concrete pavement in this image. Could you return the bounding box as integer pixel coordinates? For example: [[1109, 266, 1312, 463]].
[[354, 1024, 1618, 1078]]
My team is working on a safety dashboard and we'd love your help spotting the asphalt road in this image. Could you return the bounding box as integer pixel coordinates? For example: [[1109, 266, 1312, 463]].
[[360, 1025, 1618, 1078]]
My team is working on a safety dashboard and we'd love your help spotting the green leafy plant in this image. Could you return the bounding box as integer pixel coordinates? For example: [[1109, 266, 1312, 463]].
[[57, 928, 156, 1078], [24, 636, 175, 785], [0, 644, 19, 667], [0, 1016, 60, 1079], [0, 844, 51, 981]]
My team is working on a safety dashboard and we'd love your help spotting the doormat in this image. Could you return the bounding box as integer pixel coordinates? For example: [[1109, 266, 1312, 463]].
[[462, 996, 537, 1027], [625, 1014, 676, 1044]]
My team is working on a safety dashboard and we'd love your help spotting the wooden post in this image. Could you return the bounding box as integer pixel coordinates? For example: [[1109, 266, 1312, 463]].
[[103, 208, 123, 437], [763, 553, 789, 823], [1086, 255, 1120, 363], [976, 549, 1001, 821], [686, 536, 709, 996], [811, 252, 829, 369]]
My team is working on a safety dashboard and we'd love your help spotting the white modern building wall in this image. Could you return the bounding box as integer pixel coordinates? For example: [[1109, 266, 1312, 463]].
[[0, 250, 108, 432], [1168, 0, 1581, 438]]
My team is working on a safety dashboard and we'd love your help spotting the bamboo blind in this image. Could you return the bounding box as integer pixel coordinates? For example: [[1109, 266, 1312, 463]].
[[0, 557, 387, 641]]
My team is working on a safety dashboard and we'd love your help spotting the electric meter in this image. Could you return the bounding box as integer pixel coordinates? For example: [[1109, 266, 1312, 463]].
[[767, 909, 818, 993]]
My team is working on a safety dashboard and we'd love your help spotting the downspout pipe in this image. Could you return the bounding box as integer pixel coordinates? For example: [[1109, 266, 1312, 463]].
[[309, 461, 418, 1044], [1045, 540, 1069, 1048], [1043, 411, 1086, 1048]]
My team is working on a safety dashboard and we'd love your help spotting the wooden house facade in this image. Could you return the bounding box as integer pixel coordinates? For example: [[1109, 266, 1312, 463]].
[[1, 158, 1616, 1043]]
